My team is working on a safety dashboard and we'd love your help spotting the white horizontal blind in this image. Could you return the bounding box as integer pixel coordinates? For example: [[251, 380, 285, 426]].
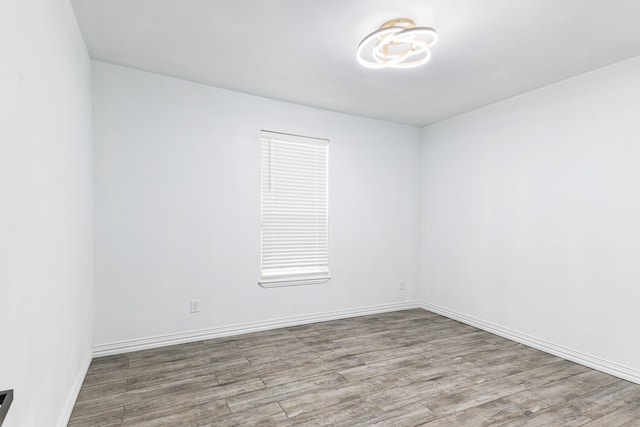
[[260, 130, 329, 287]]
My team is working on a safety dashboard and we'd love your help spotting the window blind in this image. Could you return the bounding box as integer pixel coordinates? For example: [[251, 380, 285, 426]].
[[260, 130, 329, 287]]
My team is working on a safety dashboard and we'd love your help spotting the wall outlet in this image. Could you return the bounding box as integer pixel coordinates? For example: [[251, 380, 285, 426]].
[[400, 281, 405, 290], [190, 299, 200, 313]]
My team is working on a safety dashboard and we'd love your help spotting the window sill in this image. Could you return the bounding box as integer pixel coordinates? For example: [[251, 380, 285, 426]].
[[259, 276, 331, 288]]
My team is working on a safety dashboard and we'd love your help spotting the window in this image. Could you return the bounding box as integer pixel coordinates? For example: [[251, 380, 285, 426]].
[[259, 130, 329, 287]]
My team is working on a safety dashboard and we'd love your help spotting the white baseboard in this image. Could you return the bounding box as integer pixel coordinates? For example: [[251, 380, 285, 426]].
[[57, 348, 92, 427], [90, 300, 640, 385], [420, 301, 640, 385], [93, 301, 421, 358]]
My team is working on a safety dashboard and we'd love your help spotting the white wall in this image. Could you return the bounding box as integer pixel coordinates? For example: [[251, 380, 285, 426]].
[[92, 61, 421, 348], [0, 1, 93, 426], [420, 55, 640, 375]]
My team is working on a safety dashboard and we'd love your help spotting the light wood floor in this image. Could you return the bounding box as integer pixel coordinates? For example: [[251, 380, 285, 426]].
[[69, 309, 640, 426]]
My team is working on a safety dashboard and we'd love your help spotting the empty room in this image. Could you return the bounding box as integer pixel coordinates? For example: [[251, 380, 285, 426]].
[[3, 0, 640, 426]]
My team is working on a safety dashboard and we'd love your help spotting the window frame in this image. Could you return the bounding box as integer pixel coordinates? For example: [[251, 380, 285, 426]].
[[259, 130, 330, 288]]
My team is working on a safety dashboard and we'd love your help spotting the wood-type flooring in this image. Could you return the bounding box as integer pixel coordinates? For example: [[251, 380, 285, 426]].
[[68, 309, 640, 426]]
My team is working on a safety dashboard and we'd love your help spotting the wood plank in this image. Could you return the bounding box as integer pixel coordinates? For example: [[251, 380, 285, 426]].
[[582, 400, 640, 426]]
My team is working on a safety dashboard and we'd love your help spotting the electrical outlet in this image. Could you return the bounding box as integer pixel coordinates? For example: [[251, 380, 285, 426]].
[[400, 281, 405, 290], [190, 299, 200, 313]]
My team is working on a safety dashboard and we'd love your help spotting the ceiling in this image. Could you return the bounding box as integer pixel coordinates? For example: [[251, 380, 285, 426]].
[[71, 0, 640, 126]]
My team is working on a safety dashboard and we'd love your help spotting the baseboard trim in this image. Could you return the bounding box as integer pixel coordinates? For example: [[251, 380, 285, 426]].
[[93, 301, 421, 358], [57, 348, 92, 427], [420, 301, 640, 385]]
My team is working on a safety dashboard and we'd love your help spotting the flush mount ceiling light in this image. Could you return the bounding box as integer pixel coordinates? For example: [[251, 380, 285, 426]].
[[357, 18, 438, 69]]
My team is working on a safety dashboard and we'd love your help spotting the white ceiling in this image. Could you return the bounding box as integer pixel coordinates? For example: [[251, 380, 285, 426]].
[[71, 0, 640, 126]]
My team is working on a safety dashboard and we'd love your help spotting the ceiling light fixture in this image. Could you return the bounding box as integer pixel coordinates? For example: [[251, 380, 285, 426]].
[[356, 18, 438, 69]]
